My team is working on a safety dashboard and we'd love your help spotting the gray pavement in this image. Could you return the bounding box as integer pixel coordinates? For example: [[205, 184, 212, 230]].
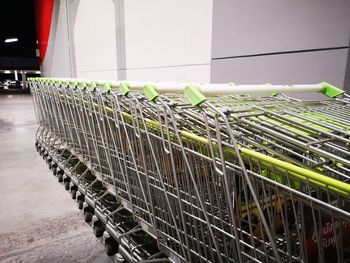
[[0, 95, 112, 262]]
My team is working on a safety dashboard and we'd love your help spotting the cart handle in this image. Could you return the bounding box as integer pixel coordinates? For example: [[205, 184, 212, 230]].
[[136, 81, 344, 105], [126, 81, 343, 100], [31, 78, 344, 103], [138, 82, 343, 105]]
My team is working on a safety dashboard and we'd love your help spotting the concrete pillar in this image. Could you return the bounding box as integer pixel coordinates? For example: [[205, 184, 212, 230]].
[[22, 71, 27, 89]]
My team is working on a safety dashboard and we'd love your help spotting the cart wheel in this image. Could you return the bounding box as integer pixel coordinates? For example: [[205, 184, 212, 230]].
[[93, 222, 105, 238], [48, 161, 52, 169], [58, 173, 63, 183], [77, 199, 84, 210], [84, 210, 93, 223], [64, 181, 70, 191], [104, 238, 119, 256], [57, 169, 64, 181], [71, 189, 77, 199], [52, 166, 57, 176]]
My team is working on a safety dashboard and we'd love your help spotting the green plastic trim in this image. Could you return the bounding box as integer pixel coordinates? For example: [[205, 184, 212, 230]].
[[91, 81, 97, 91], [144, 84, 159, 101], [104, 82, 112, 93], [240, 147, 350, 196], [73, 80, 79, 88], [180, 130, 350, 196], [119, 82, 131, 96], [321, 82, 344, 98], [81, 81, 88, 89], [184, 85, 206, 106]]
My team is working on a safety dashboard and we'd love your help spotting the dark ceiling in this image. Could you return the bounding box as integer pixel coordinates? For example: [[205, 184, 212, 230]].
[[0, 0, 38, 69], [0, 0, 37, 57]]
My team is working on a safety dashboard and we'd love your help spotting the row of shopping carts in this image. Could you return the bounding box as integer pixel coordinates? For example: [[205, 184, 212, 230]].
[[29, 77, 350, 263]]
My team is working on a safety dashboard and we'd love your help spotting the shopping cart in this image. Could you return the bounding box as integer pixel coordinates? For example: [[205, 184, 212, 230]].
[[29, 78, 350, 263]]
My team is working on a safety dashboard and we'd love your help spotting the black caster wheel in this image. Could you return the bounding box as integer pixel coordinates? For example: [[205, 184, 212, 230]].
[[57, 170, 64, 183], [52, 166, 57, 176], [83, 210, 93, 223], [104, 238, 119, 256], [77, 193, 84, 209], [58, 173, 63, 183], [93, 224, 105, 238], [77, 199, 84, 210], [64, 181, 70, 191], [35, 143, 40, 152], [71, 189, 77, 199], [48, 161, 52, 169]]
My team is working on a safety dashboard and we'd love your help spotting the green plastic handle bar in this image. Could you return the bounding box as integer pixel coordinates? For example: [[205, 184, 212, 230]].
[[120, 82, 131, 96], [104, 82, 112, 93], [184, 85, 207, 106], [144, 84, 159, 101], [321, 82, 344, 98]]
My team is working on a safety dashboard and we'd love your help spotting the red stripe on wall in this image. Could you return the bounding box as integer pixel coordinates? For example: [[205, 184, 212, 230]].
[[34, 0, 54, 64]]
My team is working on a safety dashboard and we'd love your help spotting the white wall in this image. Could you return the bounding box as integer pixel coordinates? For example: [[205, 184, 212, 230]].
[[42, 0, 72, 78], [123, 0, 212, 82], [68, 0, 118, 79], [41, 0, 350, 88], [211, 0, 350, 94], [43, 0, 213, 82]]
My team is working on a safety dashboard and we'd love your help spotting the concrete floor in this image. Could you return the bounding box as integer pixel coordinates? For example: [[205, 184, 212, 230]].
[[0, 95, 112, 262]]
